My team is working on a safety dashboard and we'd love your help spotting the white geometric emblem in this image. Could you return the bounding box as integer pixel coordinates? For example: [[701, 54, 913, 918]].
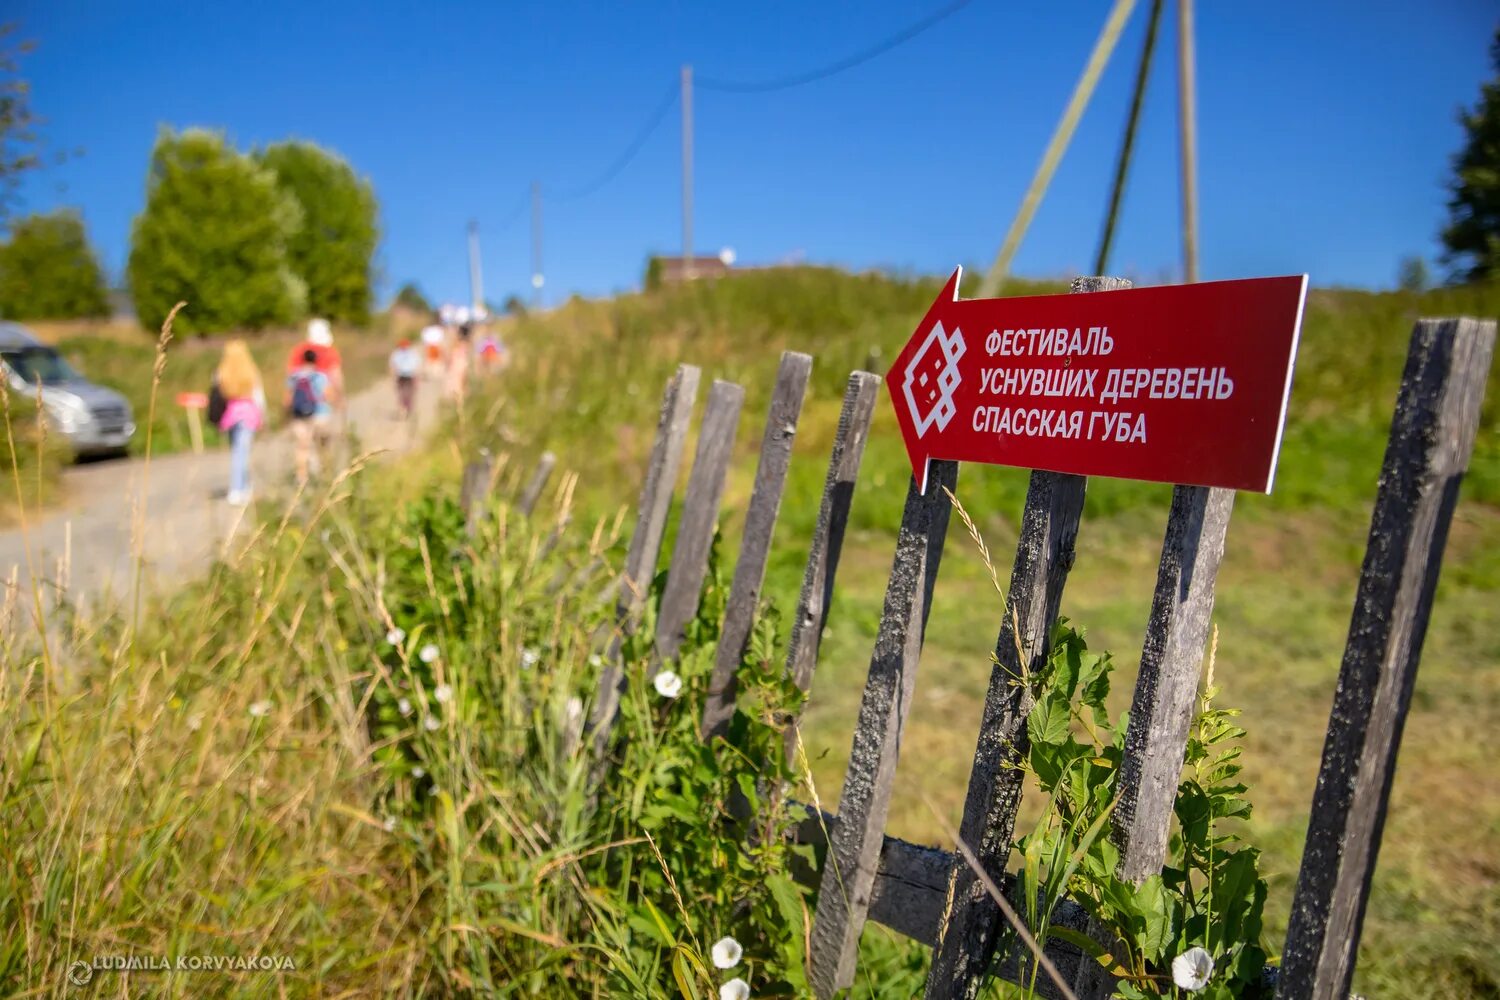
[[901, 321, 966, 438]]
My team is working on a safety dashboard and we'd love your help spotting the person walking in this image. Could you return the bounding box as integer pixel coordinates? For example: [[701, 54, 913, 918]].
[[214, 340, 265, 506], [389, 337, 421, 420], [286, 347, 335, 487], [444, 324, 472, 405]]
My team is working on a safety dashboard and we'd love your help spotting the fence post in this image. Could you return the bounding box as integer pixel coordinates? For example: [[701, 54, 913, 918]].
[[517, 451, 557, 516], [589, 365, 700, 752], [927, 275, 1130, 1000], [1276, 316, 1496, 1000], [654, 379, 745, 664], [702, 352, 812, 739], [1072, 483, 1235, 999], [808, 460, 958, 998], [784, 371, 882, 762], [461, 450, 492, 536]]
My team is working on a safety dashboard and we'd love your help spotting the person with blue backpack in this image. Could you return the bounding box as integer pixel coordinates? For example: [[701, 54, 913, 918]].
[[285, 347, 336, 486]]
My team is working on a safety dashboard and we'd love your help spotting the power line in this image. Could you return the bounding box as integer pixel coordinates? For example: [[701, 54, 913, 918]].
[[697, 0, 976, 93], [488, 189, 531, 233], [551, 80, 681, 202]]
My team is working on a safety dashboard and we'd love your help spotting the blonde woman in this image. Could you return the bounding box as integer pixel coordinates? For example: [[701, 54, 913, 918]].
[[214, 339, 265, 506]]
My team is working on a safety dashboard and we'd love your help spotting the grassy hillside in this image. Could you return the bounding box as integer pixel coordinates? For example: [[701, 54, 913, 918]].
[[465, 266, 1500, 996]]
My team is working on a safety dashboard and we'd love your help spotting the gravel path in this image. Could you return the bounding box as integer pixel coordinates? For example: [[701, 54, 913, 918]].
[[0, 372, 443, 609]]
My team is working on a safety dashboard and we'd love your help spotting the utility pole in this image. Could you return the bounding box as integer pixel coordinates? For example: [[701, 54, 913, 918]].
[[467, 219, 484, 312], [531, 180, 544, 308], [1177, 0, 1199, 282], [681, 63, 694, 280]]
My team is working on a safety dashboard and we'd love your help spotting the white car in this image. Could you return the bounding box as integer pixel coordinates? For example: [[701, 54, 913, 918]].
[[0, 322, 136, 457]]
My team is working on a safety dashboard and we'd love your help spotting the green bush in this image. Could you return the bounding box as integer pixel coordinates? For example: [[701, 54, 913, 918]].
[[0, 209, 109, 320], [127, 128, 305, 336], [393, 281, 431, 313], [258, 141, 378, 326]]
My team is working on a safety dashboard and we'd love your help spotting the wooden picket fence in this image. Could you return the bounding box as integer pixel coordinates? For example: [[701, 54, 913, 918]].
[[473, 281, 1494, 1000]]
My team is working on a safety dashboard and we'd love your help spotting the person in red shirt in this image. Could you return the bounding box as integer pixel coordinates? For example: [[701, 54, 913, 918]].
[[284, 318, 345, 464]]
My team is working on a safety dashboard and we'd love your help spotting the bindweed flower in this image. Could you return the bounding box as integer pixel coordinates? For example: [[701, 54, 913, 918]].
[[411, 767, 425, 779], [386, 628, 405, 646], [424, 715, 440, 732], [433, 684, 453, 704], [419, 643, 440, 664], [248, 700, 272, 718], [1172, 947, 1215, 992], [653, 670, 683, 699], [520, 647, 539, 670], [719, 978, 750, 1000], [711, 936, 743, 969], [397, 698, 413, 717]]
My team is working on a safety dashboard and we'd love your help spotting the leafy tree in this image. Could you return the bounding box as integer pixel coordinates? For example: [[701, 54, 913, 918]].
[[643, 255, 664, 292], [0, 24, 40, 222], [127, 128, 304, 336], [1396, 255, 1430, 293], [393, 281, 431, 313], [0, 209, 108, 319], [258, 141, 378, 325], [1442, 28, 1500, 282]]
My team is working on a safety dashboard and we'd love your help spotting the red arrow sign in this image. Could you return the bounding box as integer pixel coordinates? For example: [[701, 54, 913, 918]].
[[887, 268, 1308, 494]]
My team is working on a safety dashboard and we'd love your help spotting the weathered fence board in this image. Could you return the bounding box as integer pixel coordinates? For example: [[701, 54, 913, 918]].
[[654, 379, 745, 664], [1072, 483, 1236, 999], [1115, 484, 1236, 880], [702, 352, 813, 739], [784, 370, 882, 762], [517, 451, 557, 517], [790, 803, 1089, 999], [1276, 316, 1496, 1000], [927, 275, 1130, 1000], [460, 451, 492, 535], [808, 459, 959, 998], [589, 364, 700, 750]]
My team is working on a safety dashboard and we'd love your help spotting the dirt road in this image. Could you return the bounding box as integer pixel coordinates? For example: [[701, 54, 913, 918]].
[[0, 372, 443, 608]]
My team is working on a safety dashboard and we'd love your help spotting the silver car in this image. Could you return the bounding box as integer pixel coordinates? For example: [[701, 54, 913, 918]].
[[0, 322, 136, 457]]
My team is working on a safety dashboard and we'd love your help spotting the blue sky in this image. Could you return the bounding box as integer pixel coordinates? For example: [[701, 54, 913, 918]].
[[10, 1, 1498, 307]]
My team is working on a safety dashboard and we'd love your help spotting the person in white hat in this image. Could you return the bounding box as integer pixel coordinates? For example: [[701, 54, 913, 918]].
[[284, 317, 344, 476]]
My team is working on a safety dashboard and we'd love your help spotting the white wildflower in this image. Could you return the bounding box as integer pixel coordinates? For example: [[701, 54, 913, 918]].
[[653, 670, 683, 699], [386, 627, 406, 646], [719, 978, 750, 1000], [564, 696, 584, 726], [248, 700, 272, 718], [588, 653, 603, 668], [710, 936, 743, 969], [187, 713, 203, 732], [419, 643, 440, 664], [397, 697, 413, 717], [424, 714, 440, 732], [429, 785, 440, 796], [411, 767, 425, 779], [433, 684, 453, 704], [520, 647, 539, 669], [383, 817, 396, 832], [1172, 947, 1215, 992]]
